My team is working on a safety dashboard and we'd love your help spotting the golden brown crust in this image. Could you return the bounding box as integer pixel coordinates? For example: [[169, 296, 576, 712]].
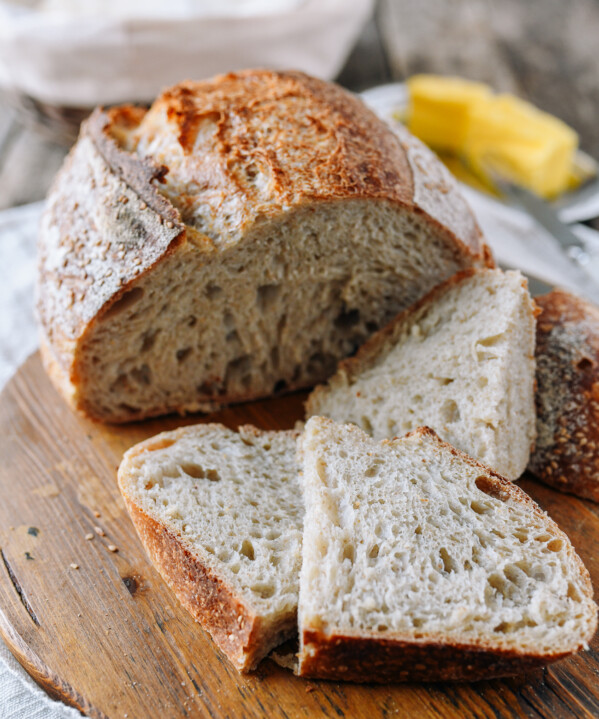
[[529, 290, 599, 502], [38, 70, 488, 423], [123, 499, 263, 672]]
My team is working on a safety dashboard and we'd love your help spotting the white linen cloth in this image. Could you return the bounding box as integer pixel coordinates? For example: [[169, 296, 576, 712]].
[[1, 185, 599, 716], [0, 0, 374, 107]]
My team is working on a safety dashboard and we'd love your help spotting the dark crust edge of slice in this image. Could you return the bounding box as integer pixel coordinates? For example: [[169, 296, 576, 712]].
[[298, 628, 568, 683]]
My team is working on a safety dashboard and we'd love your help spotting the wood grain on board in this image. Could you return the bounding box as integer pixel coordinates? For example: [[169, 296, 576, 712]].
[[0, 352, 598, 719]]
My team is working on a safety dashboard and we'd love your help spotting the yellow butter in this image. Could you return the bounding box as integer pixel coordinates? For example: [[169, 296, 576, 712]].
[[465, 94, 578, 198], [406, 75, 579, 199], [407, 75, 491, 152]]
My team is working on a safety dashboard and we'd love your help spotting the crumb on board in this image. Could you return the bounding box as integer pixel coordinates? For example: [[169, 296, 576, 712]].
[[85, 533, 94, 540], [94, 526, 106, 537], [70, 563, 79, 570], [108, 544, 119, 553]]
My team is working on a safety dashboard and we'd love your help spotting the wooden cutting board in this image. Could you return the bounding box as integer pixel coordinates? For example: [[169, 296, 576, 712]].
[[1, 353, 599, 719]]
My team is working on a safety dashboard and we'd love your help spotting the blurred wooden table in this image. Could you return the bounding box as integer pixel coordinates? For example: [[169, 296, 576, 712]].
[[2, 0, 599, 212]]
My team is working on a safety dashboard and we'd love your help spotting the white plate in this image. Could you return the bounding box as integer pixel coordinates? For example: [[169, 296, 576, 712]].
[[360, 82, 599, 225]]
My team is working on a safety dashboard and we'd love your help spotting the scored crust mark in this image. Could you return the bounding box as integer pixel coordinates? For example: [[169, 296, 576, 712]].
[[529, 290, 599, 502], [37, 109, 186, 387], [88, 107, 181, 225]]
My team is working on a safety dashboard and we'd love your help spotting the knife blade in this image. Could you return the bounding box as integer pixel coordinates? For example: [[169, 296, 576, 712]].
[[488, 172, 599, 306]]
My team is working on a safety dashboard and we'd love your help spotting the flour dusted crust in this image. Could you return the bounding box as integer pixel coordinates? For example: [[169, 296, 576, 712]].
[[37, 70, 490, 422], [37, 106, 186, 384], [529, 290, 599, 501]]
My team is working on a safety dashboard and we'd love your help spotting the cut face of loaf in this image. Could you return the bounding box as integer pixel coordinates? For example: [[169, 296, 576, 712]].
[[37, 70, 489, 422], [298, 417, 597, 683], [306, 268, 536, 479], [117, 424, 302, 672]]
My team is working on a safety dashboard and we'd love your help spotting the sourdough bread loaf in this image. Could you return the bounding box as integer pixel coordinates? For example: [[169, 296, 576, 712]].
[[298, 416, 597, 683], [117, 423, 302, 672], [37, 69, 489, 422], [306, 269, 536, 479], [529, 290, 599, 501]]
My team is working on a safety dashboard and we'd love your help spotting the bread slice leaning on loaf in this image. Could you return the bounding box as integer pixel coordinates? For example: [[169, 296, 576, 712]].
[[306, 268, 537, 479], [117, 423, 303, 672], [37, 69, 490, 422], [529, 290, 599, 501], [298, 417, 597, 683]]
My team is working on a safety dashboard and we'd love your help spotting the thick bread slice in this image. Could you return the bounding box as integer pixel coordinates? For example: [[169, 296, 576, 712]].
[[306, 268, 536, 479], [297, 417, 597, 683], [117, 423, 302, 672], [529, 290, 599, 502], [37, 69, 490, 423]]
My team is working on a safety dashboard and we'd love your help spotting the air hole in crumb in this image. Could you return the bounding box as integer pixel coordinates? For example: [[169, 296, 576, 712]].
[[568, 582, 582, 601], [415, 525, 422, 535], [140, 329, 159, 352], [343, 544, 355, 563], [368, 544, 379, 559], [493, 622, 510, 633], [205, 284, 223, 300], [176, 348, 191, 363], [577, 357, 593, 371], [257, 284, 280, 312], [118, 403, 141, 414], [179, 463, 205, 479], [488, 573, 510, 598], [546, 538, 564, 552], [365, 465, 380, 478], [361, 416, 373, 434], [240, 540, 255, 561], [102, 287, 144, 320], [438, 377, 454, 386], [334, 308, 361, 330], [475, 475, 509, 502], [130, 364, 151, 386], [273, 379, 288, 394], [377, 624, 388, 632], [251, 584, 274, 599], [307, 351, 337, 376], [439, 547, 455, 573], [440, 399, 460, 424]]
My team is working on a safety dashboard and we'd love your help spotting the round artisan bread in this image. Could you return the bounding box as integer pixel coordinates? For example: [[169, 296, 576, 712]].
[[37, 69, 491, 422], [529, 290, 599, 501]]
